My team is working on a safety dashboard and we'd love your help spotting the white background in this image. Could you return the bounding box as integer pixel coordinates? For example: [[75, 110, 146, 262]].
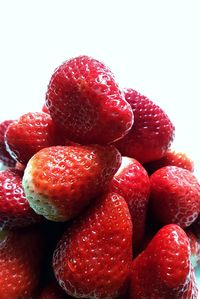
[[0, 0, 199, 178]]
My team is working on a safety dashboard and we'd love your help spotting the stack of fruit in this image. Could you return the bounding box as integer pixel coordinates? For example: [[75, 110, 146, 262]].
[[0, 55, 199, 299]]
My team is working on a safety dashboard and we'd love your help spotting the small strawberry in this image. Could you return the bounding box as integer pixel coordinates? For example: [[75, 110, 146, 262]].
[[130, 224, 198, 299], [114, 89, 175, 164], [0, 168, 41, 230], [144, 149, 194, 175], [5, 112, 56, 164], [149, 166, 200, 228], [0, 228, 44, 299], [53, 192, 132, 299], [186, 230, 200, 268], [39, 280, 70, 299], [46, 55, 133, 144], [23, 145, 121, 221], [109, 156, 150, 249], [0, 120, 16, 167], [42, 103, 50, 114]]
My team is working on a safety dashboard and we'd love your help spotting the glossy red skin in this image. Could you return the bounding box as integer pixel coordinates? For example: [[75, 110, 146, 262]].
[[144, 150, 194, 175], [0, 120, 16, 167], [150, 166, 200, 228], [24, 145, 121, 221], [39, 280, 71, 299], [46, 55, 133, 144], [53, 192, 133, 299], [109, 157, 150, 249], [0, 168, 41, 230], [114, 89, 175, 164], [0, 228, 44, 299], [5, 112, 56, 164], [130, 224, 198, 299]]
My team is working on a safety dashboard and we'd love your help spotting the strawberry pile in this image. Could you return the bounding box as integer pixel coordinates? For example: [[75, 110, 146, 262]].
[[0, 55, 199, 299]]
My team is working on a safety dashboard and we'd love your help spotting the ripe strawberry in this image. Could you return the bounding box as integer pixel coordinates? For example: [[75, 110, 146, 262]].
[[5, 112, 56, 164], [144, 149, 194, 175], [0, 228, 44, 299], [109, 156, 150, 249], [46, 55, 133, 144], [130, 224, 198, 299], [114, 89, 175, 164], [0, 168, 41, 230], [186, 230, 200, 268], [42, 103, 50, 114], [0, 120, 16, 167], [53, 192, 132, 298], [39, 280, 70, 299], [149, 166, 200, 228], [23, 145, 121, 221]]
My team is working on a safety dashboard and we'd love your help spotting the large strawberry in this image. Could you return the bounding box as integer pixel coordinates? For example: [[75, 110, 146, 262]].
[[144, 149, 194, 175], [53, 192, 132, 299], [130, 224, 198, 299], [46, 55, 133, 144], [149, 166, 200, 228], [109, 156, 150, 249], [0, 168, 41, 230], [0, 228, 44, 299], [0, 120, 16, 167], [23, 145, 121, 221], [5, 112, 56, 164], [114, 89, 175, 164]]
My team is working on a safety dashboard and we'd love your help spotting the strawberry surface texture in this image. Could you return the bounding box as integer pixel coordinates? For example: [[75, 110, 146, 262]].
[[46, 55, 133, 144], [149, 166, 200, 228], [0, 228, 44, 299], [0, 54, 199, 299], [130, 224, 198, 299], [0, 168, 41, 229], [5, 112, 56, 164], [23, 145, 121, 221], [0, 120, 16, 167], [114, 88, 175, 163], [53, 192, 132, 299]]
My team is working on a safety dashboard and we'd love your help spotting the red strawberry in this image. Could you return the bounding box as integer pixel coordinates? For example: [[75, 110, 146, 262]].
[[23, 145, 121, 221], [5, 112, 56, 164], [109, 156, 150, 249], [46, 55, 133, 144], [114, 89, 175, 164], [186, 230, 200, 268], [144, 149, 194, 175], [39, 280, 71, 299], [130, 224, 198, 299], [149, 166, 200, 228], [0, 120, 16, 167], [0, 228, 44, 299], [42, 103, 50, 114], [0, 168, 41, 230], [53, 192, 132, 298]]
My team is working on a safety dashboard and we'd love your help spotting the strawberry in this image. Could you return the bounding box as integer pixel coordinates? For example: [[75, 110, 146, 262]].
[[0, 228, 44, 299], [114, 89, 175, 164], [39, 280, 71, 298], [109, 156, 150, 249], [149, 166, 200, 228], [53, 192, 132, 299], [5, 112, 56, 164], [23, 145, 121, 221], [46, 55, 133, 144], [0, 120, 16, 167], [0, 168, 41, 230], [186, 230, 200, 268], [130, 224, 198, 299], [42, 103, 50, 114], [144, 149, 194, 175]]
